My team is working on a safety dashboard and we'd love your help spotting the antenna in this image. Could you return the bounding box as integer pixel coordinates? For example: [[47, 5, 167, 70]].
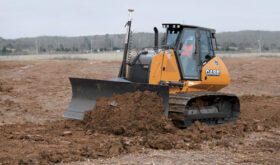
[[128, 9, 134, 21], [118, 9, 135, 78]]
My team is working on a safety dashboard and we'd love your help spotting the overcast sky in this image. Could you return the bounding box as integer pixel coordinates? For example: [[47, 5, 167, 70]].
[[0, 0, 279, 39]]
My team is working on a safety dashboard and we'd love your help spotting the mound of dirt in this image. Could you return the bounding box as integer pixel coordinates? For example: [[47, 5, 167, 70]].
[[83, 92, 280, 150], [0, 92, 279, 164], [84, 91, 176, 136]]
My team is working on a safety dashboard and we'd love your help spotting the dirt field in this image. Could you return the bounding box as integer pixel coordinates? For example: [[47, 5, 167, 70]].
[[0, 58, 279, 164]]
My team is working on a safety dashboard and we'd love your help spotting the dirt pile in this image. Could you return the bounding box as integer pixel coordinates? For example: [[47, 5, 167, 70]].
[[82, 92, 280, 151], [84, 91, 175, 136], [0, 93, 279, 164]]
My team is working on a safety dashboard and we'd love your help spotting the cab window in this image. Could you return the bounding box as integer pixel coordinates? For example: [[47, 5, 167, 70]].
[[199, 30, 214, 63], [166, 30, 179, 48], [178, 29, 199, 79]]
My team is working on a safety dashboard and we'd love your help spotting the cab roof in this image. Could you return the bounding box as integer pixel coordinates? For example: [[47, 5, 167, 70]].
[[162, 23, 216, 34]]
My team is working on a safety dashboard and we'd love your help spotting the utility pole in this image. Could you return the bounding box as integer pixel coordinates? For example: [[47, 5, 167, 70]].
[[91, 39, 93, 53], [56, 41, 59, 51], [35, 40, 39, 54], [258, 32, 262, 56], [111, 39, 112, 51]]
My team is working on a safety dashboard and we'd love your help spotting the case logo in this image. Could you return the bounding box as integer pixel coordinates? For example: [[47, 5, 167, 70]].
[[206, 69, 220, 76]]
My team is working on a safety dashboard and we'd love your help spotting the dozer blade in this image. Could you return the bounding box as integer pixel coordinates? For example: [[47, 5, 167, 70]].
[[63, 77, 169, 120]]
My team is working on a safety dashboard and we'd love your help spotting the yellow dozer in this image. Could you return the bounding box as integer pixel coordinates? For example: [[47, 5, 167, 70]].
[[63, 11, 240, 128]]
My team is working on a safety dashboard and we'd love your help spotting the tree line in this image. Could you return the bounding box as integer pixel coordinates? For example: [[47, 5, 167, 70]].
[[1, 30, 280, 55]]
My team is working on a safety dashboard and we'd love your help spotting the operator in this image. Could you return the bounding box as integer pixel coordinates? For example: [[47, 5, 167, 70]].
[[180, 35, 198, 77], [181, 39, 194, 57]]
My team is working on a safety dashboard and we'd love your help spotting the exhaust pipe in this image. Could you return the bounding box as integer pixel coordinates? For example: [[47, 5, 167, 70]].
[[154, 27, 158, 53]]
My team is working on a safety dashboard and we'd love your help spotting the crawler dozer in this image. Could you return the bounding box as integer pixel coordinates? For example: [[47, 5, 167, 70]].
[[63, 10, 240, 128]]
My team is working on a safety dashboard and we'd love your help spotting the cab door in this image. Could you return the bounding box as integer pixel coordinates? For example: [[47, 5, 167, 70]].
[[177, 29, 200, 80]]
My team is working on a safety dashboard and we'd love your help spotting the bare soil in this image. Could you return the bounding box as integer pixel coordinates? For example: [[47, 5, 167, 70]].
[[0, 58, 279, 164], [221, 58, 280, 96], [84, 91, 175, 137]]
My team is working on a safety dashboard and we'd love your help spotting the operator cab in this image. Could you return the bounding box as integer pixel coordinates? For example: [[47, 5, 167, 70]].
[[163, 24, 217, 80], [127, 23, 218, 84]]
